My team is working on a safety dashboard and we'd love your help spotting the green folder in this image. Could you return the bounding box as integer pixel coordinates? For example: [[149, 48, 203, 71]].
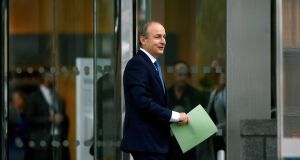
[[170, 104, 217, 153]]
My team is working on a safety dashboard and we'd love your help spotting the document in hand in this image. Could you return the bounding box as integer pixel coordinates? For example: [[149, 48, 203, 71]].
[[170, 104, 217, 153]]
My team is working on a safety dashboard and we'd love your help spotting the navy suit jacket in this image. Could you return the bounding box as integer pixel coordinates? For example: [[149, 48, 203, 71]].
[[120, 50, 173, 154], [24, 88, 69, 143]]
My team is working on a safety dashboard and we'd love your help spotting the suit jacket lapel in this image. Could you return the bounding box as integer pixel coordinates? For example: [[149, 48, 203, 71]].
[[139, 51, 166, 94]]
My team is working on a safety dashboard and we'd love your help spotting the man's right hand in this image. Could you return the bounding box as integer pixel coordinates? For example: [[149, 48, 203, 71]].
[[177, 112, 190, 126]]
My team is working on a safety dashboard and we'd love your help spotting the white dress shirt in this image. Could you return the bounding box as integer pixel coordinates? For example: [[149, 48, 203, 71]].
[[40, 85, 53, 106]]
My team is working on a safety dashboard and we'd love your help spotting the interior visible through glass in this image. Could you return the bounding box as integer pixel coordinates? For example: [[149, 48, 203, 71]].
[[8, 0, 98, 160]]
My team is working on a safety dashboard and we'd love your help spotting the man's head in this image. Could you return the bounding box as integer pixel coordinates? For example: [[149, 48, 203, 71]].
[[173, 61, 191, 88], [217, 73, 226, 89], [11, 90, 25, 112], [41, 72, 55, 89], [139, 21, 166, 58]]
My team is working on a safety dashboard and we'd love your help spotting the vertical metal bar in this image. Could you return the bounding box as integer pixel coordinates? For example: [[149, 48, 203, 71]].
[[114, 0, 122, 159], [52, 0, 57, 65], [276, 0, 283, 159], [93, 0, 98, 160], [51, 0, 58, 159], [120, 0, 133, 159], [1, 0, 8, 159], [132, 0, 137, 55]]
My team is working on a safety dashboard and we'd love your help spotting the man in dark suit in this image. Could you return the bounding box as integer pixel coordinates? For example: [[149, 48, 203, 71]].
[[120, 21, 190, 160], [24, 72, 69, 160]]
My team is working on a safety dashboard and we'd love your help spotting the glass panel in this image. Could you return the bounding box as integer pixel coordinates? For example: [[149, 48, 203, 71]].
[[281, 0, 300, 158], [8, 0, 93, 160], [283, 0, 300, 139], [136, 0, 226, 159], [94, 0, 122, 159], [135, 0, 151, 52]]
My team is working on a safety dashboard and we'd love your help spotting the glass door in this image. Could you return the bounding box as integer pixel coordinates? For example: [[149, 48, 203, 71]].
[[8, 0, 94, 160], [7, 0, 121, 160], [93, 0, 122, 160]]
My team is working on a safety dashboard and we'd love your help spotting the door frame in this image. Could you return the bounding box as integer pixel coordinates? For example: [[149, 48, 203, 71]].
[[1, 0, 8, 159]]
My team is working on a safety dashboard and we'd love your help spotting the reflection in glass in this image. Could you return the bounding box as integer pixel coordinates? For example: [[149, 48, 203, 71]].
[[9, 0, 93, 160], [93, 0, 122, 159]]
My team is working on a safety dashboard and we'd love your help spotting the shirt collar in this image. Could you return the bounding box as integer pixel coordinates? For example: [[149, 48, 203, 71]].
[[140, 48, 157, 63], [40, 85, 53, 105], [40, 85, 50, 94]]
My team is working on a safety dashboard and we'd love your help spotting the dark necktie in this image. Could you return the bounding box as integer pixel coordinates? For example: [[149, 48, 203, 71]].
[[154, 61, 165, 92]]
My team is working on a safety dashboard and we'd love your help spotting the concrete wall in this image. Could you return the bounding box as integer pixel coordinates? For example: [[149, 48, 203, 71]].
[[241, 119, 277, 160], [227, 0, 271, 159]]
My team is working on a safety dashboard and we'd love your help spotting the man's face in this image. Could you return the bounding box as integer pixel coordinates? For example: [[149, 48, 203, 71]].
[[12, 92, 25, 110], [140, 23, 166, 58], [174, 63, 189, 87], [44, 74, 55, 89], [218, 73, 226, 87]]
